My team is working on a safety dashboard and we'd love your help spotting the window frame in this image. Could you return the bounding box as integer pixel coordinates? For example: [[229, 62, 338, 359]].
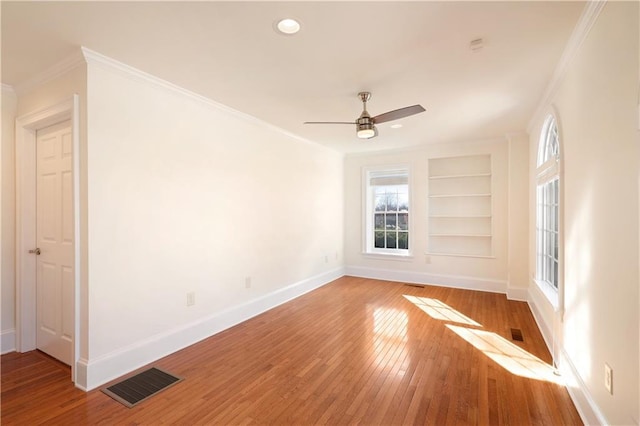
[[535, 114, 562, 307], [362, 165, 412, 258]]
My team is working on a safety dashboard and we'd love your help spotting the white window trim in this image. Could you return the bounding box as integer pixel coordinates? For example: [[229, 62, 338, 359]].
[[534, 278, 560, 310], [362, 164, 412, 257]]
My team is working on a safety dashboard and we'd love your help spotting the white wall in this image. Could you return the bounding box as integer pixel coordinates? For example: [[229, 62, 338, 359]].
[[1, 85, 17, 353], [82, 56, 344, 388], [507, 132, 529, 298], [344, 137, 529, 296], [528, 2, 639, 424]]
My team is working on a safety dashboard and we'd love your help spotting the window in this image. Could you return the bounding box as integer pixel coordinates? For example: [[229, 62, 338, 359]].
[[537, 179, 559, 288], [536, 115, 560, 291], [364, 167, 410, 255]]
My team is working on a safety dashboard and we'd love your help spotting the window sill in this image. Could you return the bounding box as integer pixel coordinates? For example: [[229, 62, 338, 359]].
[[533, 278, 560, 310], [362, 252, 414, 262]]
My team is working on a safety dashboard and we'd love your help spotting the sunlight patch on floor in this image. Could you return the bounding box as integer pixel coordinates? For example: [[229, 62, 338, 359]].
[[371, 307, 410, 375], [403, 295, 482, 327], [446, 325, 563, 384]]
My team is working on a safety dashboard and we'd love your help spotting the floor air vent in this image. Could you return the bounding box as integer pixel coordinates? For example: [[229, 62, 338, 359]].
[[404, 284, 425, 288], [510, 328, 524, 342], [102, 367, 183, 408]]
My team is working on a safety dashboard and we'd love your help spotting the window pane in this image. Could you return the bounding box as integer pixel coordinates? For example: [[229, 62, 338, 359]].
[[386, 232, 397, 249], [375, 196, 385, 212], [385, 214, 397, 230], [545, 183, 552, 206], [537, 253, 543, 278], [386, 193, 398, 211], [398, 232, 408, 249], [374, 231, 385, 248], [398, 193, 409, 212], [374, 214, 384, 230], [398, 213, 408, 230]]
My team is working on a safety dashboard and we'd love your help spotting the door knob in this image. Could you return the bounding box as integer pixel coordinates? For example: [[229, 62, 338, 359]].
[[29, 248, 41, 255]]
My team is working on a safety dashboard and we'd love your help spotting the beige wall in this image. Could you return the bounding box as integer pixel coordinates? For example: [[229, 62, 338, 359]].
[[528, 2, 639, 424], [507, 133, 529, 292], [344, 137, 529, 296], [1, 86, 17, 353], [82, 59, 344, 387]]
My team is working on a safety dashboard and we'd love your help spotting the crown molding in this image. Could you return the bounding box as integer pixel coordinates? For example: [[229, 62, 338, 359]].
[[14, 49, 85, 96], [527, 0, 607, 133], [79, 47, 337, 154]]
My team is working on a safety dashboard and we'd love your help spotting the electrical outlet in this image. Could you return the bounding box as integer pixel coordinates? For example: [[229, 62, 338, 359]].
[[324, 255, 329, 263], [245, 276, 252, 289], [604, 363, 613, 395], [186, 292, 195, 306]]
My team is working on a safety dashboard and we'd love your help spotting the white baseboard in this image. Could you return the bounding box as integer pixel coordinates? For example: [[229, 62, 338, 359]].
[[506, 286, 528, 301], [345, 265, 507, 294], [527, 283, 553, 351], [79, 267, 345, 391], [527, 285, 607, 426], [558, 348, 608, 426], [1, 328, 16, 354]]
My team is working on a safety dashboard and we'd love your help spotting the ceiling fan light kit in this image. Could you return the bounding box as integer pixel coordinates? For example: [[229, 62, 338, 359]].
[[357, 123, 376, 139], [304, 92, 425, 140]]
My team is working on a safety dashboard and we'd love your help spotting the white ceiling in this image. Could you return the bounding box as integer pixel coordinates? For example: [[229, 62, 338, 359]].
[[2, 1, 584, 153]]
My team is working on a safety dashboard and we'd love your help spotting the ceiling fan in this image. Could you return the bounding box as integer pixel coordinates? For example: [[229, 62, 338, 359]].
[[304, 92, 425, 139]]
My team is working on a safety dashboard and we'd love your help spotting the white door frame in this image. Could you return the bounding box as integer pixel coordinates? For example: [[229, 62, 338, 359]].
[[15, 95, 80, 384]]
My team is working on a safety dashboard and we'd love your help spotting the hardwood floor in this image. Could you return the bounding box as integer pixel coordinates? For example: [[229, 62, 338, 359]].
[[1, 276, 582, 425]]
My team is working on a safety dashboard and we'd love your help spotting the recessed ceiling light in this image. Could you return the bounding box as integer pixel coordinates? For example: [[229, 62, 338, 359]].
[[390, 124, 403, 129], [275, 18, 301, 35]]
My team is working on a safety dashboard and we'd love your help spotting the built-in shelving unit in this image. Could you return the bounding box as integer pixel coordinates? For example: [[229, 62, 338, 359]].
[[427, 154, 492, 257]]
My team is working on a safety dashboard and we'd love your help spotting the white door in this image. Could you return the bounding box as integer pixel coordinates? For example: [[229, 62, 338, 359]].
[[35, 120, 74, 365]]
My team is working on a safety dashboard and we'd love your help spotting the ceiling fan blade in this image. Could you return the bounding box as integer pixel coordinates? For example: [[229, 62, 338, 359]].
[[372, 105, 426, 124], [304, 121, 355, 125]]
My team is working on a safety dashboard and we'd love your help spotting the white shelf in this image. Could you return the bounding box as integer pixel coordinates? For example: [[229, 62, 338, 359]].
[[428, 154, 492, 257]]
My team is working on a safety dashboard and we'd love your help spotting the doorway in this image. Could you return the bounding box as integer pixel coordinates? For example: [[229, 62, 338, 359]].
[[15, 96, 80, 382]]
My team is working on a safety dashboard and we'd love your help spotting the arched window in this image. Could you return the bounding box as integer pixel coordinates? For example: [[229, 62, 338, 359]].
[[538, 116, 559, 167], [536, 115, 560, 294]]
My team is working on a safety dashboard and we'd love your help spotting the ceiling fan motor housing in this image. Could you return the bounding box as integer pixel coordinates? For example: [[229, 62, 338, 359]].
[[356, 115, 376, 139]]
